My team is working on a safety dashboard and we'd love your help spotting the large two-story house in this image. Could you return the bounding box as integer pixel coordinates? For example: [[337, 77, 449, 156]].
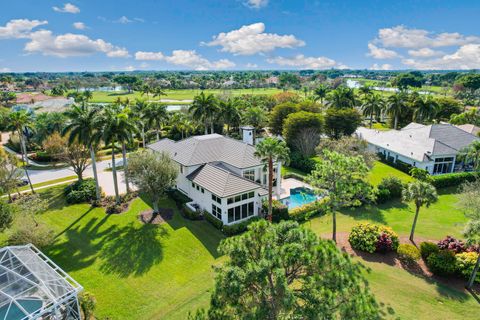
[[148, 134, 282, 225], [357, 123, 480, 175]]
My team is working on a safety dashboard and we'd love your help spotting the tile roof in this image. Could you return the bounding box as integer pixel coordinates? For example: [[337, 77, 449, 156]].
[[456, 124, 480, 136], [148, 134, 262, 168], [186, 163, 266, 197], [357, 122, 480, 162]]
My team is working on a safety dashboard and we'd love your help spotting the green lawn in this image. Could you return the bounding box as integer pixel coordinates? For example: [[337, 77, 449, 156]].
[[88, 88, 285, 103], [368, 161, 413, 185], [5, 183, 476, 319]]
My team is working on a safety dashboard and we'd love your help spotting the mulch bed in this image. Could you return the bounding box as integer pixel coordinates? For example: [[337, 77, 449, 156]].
[[323, 232, 480, 294], [139, 208, 174, 225]]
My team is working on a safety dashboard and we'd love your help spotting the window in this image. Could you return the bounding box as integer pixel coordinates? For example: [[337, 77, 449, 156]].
[[243, 169, 255, 181], [201, 188, 204, 193], [212, 204, 222, 220], [212, 194, 221, 204], [192, 182, 195, 188], [227, 191, 256, 204], [227, 201, 255, 223], [180, 165, 183, 174], [433, 157, 454, 174]]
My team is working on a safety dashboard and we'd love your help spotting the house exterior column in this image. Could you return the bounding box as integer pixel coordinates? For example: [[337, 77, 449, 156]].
[[276, 162, 282, 197]]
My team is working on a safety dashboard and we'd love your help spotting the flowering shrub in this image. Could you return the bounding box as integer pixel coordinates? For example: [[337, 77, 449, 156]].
[[437, 236, 465, 253], [455, 252, 480, 283], [397, 244, 421, 264], [420, 242, 439, 260], [349, 223, 399, 253]]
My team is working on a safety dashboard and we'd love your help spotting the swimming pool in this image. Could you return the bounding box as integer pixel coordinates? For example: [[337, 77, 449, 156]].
[[280, 187, 317, 209], [0, 298, 43, 320]]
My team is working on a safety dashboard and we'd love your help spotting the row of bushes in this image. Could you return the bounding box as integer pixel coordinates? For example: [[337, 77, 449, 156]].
[[288, 198, 328, 221], [377, 153, 413, 174], [430, 172, 478, 188], [289, 151, 317, 174], [203, 210, 261, 236], [348, 223, 400, 253]]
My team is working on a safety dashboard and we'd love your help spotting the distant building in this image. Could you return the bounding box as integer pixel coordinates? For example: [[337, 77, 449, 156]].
[[356, 123, 480, 174], [456, 124, 480, 137], [265, 76, 279, 85]]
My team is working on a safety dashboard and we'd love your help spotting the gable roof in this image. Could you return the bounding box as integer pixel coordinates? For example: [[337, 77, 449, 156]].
[[357, 123, 480, 162], [186, 163, 267, 197], [148, 134, 262, 168], [456, 124, 480, 136]]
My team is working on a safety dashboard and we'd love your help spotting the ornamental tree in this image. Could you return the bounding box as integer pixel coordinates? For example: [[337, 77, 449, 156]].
[[307, 150, 374, 243], [192, 220, 379, 320]]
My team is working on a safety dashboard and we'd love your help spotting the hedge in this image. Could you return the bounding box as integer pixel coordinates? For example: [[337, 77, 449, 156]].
[[282, 172, 306, 182], [64, 179, 99, 204], [377, 153, 412, 174], [430, 172, 478, 188], [262, 200, 289, 222], [288, 197, 328, 221], [222, 217, 261, 236], [289, 151, 317, 174], [181, 204, 202, 220]]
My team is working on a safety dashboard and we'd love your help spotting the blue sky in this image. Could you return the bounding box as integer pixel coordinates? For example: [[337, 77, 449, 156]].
[[1, 0, 479, 72]]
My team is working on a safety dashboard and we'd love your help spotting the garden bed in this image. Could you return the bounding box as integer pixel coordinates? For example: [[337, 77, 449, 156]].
[[138, 208, 174, 224], [328, 232, 480, 294]]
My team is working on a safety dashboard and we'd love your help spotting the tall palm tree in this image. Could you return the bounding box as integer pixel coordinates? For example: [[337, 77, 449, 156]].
[[143, 102, 168, 141], [189, 92, 219, 134], [100, 105, 137, 203], [402, 181, 438, 242], [7, 110, 35, 193], [63, 104, 102, 200], [254, 138, 290, 222], [412, 95, 438, 123], [385, 93, 406, 130], [326, 86, 356, 109], [361, 93, 385, 128], [219, 98, 241, 136], [313, 84, 329, 105], [359, 85, 372, 100], [131, 99, 149, 147]]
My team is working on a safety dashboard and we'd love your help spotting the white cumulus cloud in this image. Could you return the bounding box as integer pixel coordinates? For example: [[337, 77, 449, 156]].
[[0, 19, 47, 39], [370, 63, 393, 70], [135, 51, 164, 60], [72, 22, 86, 30], [53, 3, 80, 14], [402, 44, 480, 70], [267, 54, 340, 69], [407, 48, 443, 58], [245, 0, 269, 8], [367, 43, 399, 59], [375, 25, 480, 48], [134, 50, 235, 70], [203, 22, 305, 55], [24, 30, 129, 58]]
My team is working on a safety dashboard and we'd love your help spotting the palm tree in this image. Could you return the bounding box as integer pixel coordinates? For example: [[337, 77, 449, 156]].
[[131, 99, 149, 147], [219, 98, 241, 136], [254, 138, 290, 222], [385, 93, 406, 130], [63, 104, 102, 200], [460, 140, 480, 171], [7, 110, 35, 193], [412, 95, 438, 123], [189, 92, 218, 134], [402, 181, 438, 242], [327, 86, 356, 109], [100, 105, 137, 203], [243, 106, 267, 133], [359, 85, 372, 100], [143, 102, 168, 141], [313, 84, 330, 104], [361, 93, 385, 128]]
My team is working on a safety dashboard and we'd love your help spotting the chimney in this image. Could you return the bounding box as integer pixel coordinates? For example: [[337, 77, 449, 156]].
[[240, 126, 255, 145]]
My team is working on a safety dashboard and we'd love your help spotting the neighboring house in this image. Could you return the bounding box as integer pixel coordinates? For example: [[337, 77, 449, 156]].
[[356, 123, 480, 174], [456, 124, 480, 137], [149, 134, 282, 225]]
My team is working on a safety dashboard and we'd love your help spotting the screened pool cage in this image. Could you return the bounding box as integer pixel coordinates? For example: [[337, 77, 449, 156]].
[[0, 244, 83, 320]]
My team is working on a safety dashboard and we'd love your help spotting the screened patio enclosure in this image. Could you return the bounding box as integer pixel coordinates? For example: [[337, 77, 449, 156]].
[[0, 244, 82, 320]]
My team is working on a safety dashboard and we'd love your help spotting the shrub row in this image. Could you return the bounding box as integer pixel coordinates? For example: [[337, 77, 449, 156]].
[[288, 198, 328, 221], [282, 172, 306, 182], [223, 217, 261, 236], [377, 153, 412, 174], [181, 205, 202, 220], [262, 200, 289, 222], [64, 179, 99, 204], [204, 211, 224, 230], [420, 237, 480, 282], [397, 244, 421, 265], [348, 223, 399, 253], [430, 172, 478, 188], [289, 151, 317, 174], [167, 190, 193, 204]]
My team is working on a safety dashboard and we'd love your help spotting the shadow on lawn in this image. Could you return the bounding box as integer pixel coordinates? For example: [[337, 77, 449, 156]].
[[99, 222, 168, 277], [139, 194, 224, 259], [341, 200, 408, 225]]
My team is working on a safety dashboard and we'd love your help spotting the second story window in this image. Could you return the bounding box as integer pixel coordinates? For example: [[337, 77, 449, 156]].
[[243, 169, 255, 181]]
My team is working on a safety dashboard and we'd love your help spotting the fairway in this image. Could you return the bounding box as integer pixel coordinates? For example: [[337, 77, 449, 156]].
[[88, 88, 285, 103]]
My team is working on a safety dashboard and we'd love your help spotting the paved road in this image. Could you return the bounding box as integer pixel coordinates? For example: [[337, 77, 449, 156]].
[[26, 159, 129, 196]]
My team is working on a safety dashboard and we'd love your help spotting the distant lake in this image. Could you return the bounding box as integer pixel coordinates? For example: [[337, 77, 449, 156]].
[[346, 79, 430, 95]]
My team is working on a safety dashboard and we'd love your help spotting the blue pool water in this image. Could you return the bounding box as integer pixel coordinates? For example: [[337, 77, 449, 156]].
[[0, 298, 43, 320], [281, 187, 317, 209]]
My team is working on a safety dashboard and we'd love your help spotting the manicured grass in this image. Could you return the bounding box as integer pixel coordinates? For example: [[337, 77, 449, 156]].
[[22, 186, 224, 320], [361, 259, 478, 319], [368, 161, 413, 185], [6, 184, 475, 319], [88, 88, 285, 103], [309, 188, 466, 241]]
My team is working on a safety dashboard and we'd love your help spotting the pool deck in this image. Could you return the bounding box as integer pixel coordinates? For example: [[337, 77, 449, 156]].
[[275, 178, 313, 200]]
